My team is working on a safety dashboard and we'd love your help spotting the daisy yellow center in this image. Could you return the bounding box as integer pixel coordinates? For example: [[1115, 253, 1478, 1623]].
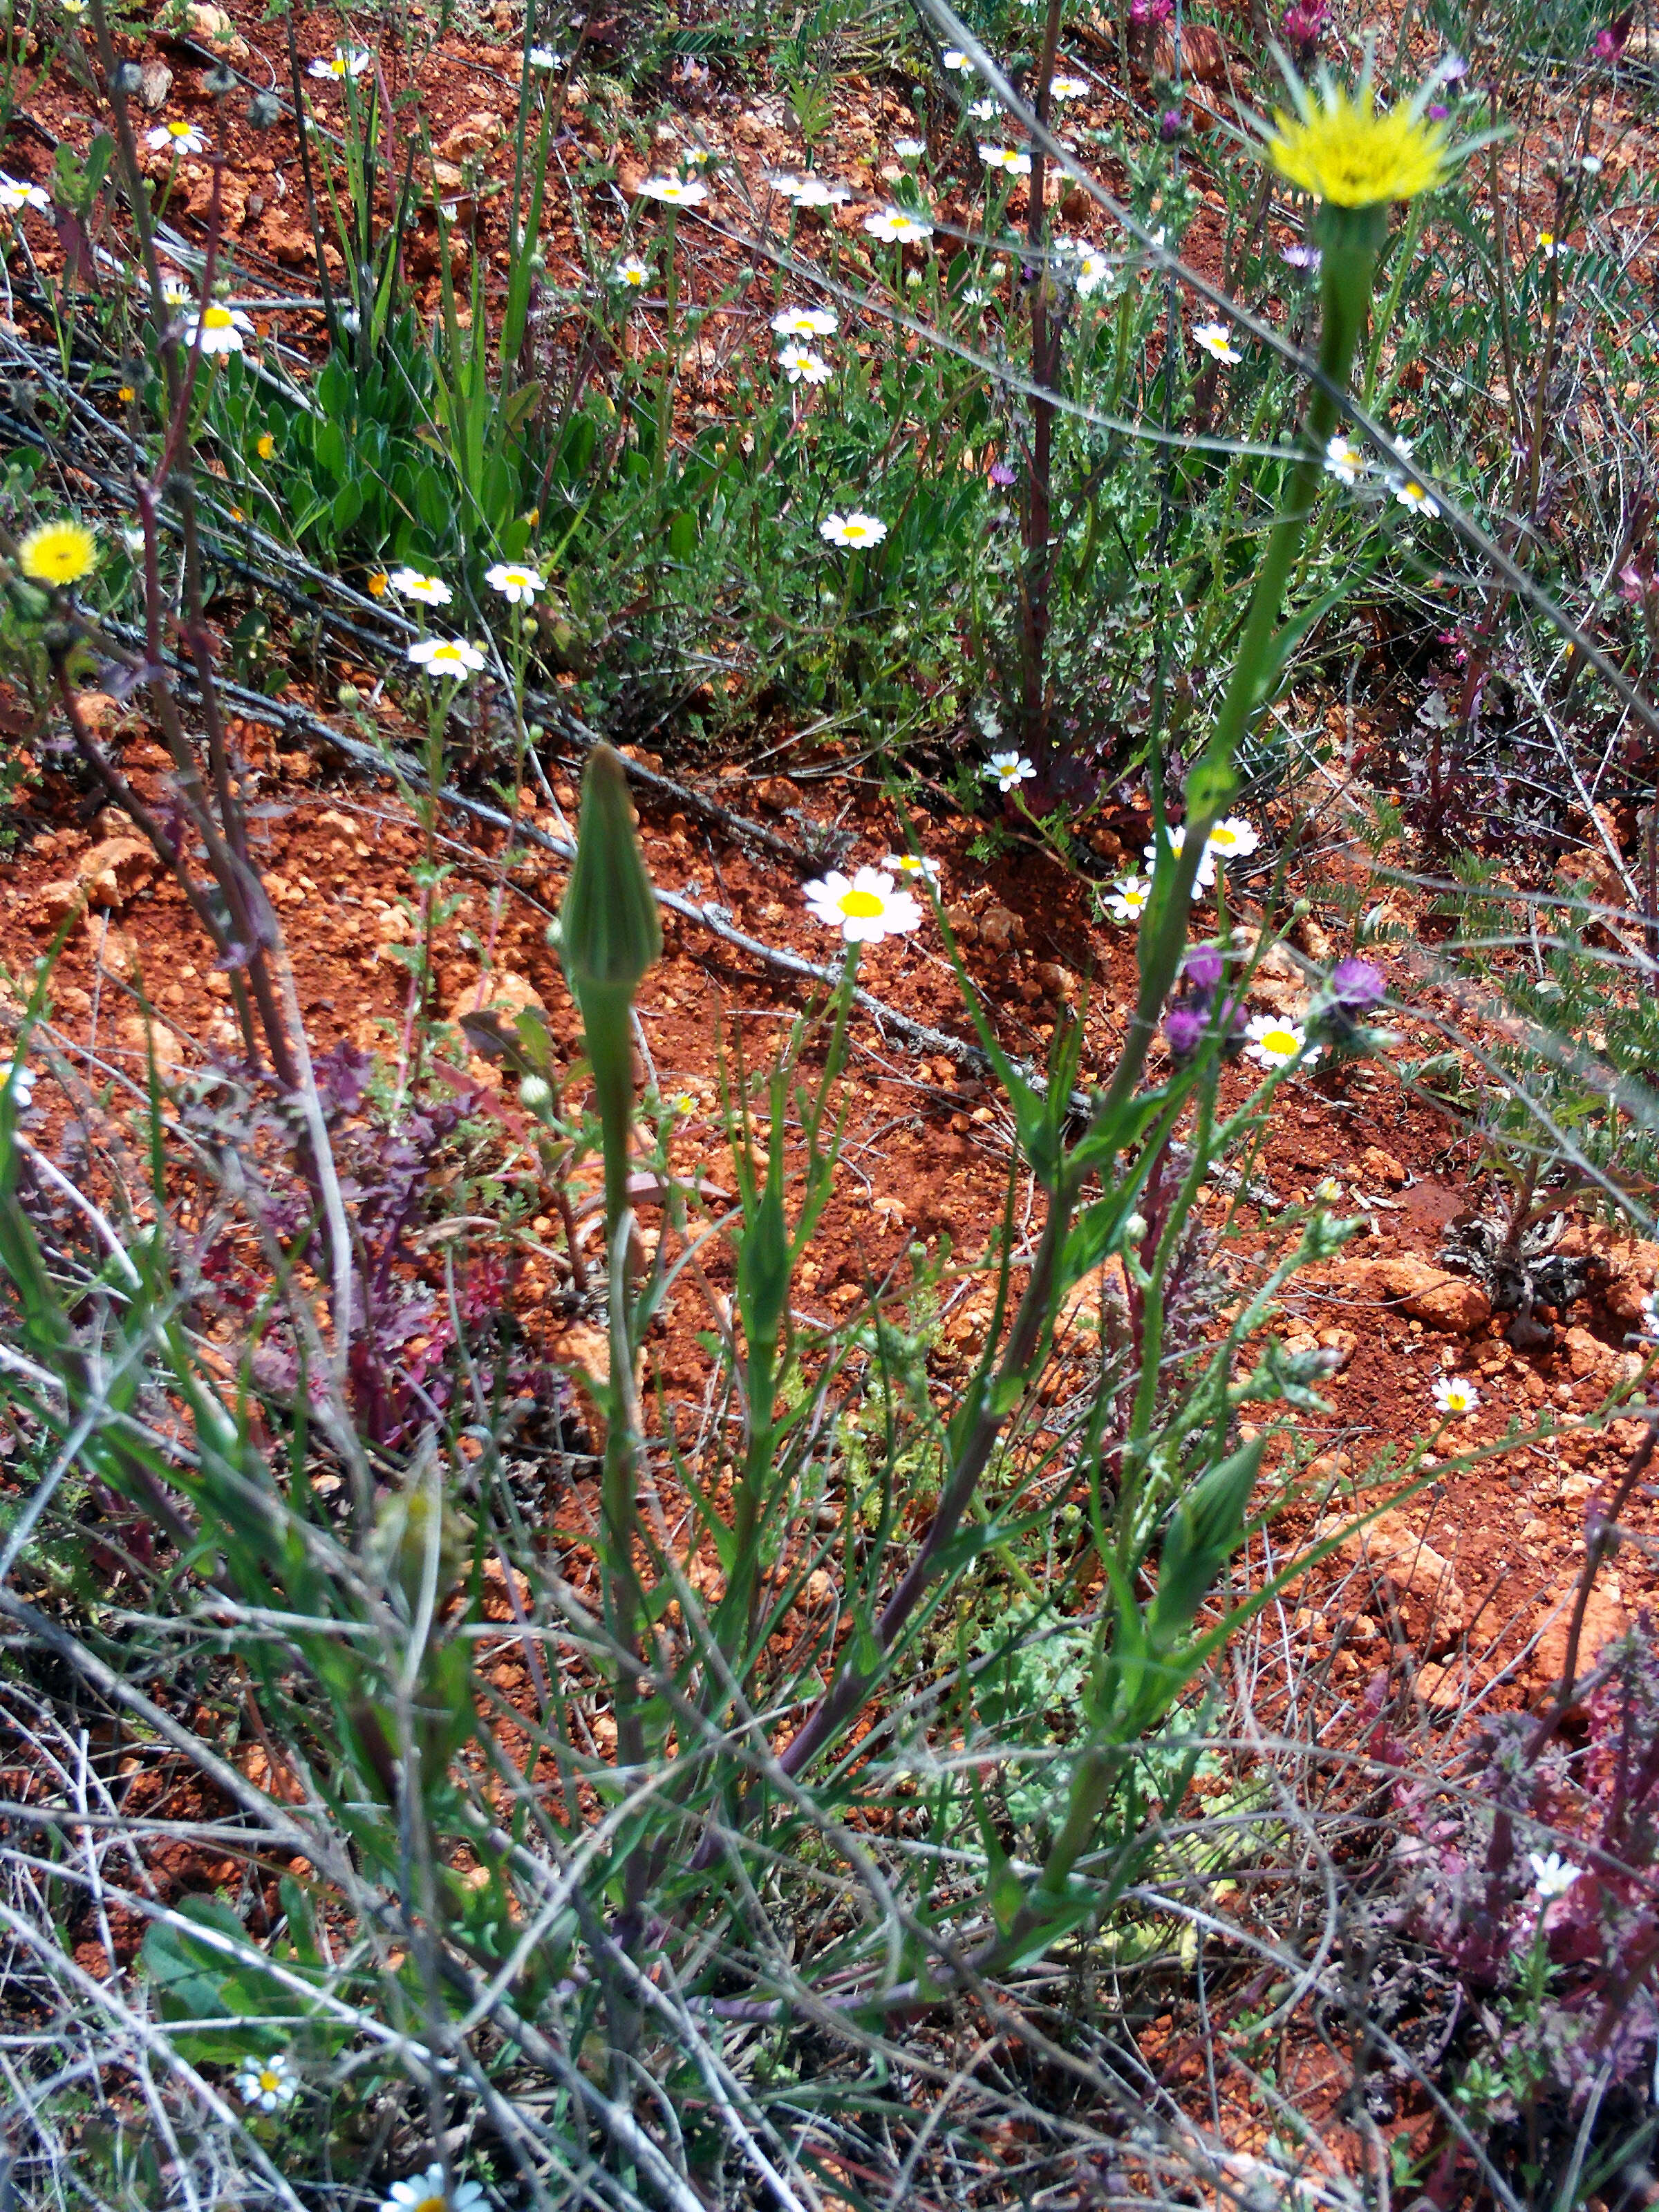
[[1211, 828, 1241, 850], [843, 523, 872, 542], [1266, 88, 1451, 208], [1261, 1027, 1297, 1053], [203, 306, 233, 329], [19, 520, 97, 584], [168, 122, 191, 138], [412, 2197, 448, 2212], [503, 570, 530, 585], [838, 889, 885, 919], [258, 2069, 282, 2090]]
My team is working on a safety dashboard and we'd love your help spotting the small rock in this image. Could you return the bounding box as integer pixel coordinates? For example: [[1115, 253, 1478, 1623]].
[[752, 776, 800, 812], [438, 110, 506, 162], [1564, 1325, 1610, 1379], [1526, 1585, 1629, 1704], [157, 2, 249, 58], [138, 59, 174, 109], [978, 904, 1023, 952], [35, 880, 85, 931], [76, 838, 156, 910], [1361, 1254, 1492, 1334], [1321, 1507, 1468, 1653], [943, 903, 978, 944], [445, 970, 547, 1029], [1559, 1470, 1597, 1507], [1360, 1145, 1407, 1188]]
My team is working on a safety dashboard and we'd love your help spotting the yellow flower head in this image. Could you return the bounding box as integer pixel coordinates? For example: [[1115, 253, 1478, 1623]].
[[1264, 66, 1455, 208], [18, 517, 97, 586], [256, 431, 275, 460]]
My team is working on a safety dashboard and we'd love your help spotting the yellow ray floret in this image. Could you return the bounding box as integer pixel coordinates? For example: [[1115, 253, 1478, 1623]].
[[17, 518, 98, 586], [1266, 81, 1452, 207]]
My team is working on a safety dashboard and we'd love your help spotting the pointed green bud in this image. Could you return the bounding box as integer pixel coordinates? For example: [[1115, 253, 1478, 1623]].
[[561, 745, 662, 1000]]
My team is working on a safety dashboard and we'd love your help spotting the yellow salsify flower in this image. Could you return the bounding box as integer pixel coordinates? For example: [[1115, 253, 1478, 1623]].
[[1264, 66, 1454, 209], [17, 517, 97, 586], [256, 431, 275, 460]]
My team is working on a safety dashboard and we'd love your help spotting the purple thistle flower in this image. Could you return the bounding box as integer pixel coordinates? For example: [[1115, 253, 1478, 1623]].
[[1280, 241, 1321, 271], [1158, 106, 1185, 142], [1330, 957, 1386, 1010], [988, 458, 1018, 487], [1129, 0, 1172, 23], [1427, 102, 1450, 120], [1165, 1004, 1206, 1056], [1183, 945, 1224, 992]]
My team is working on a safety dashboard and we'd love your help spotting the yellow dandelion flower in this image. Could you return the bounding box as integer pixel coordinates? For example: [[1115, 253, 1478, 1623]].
[[366, 570, 389, 597], [256, 431, 275, 460], [17, 517, 97, 586], [1264, 69, 1455, 209]]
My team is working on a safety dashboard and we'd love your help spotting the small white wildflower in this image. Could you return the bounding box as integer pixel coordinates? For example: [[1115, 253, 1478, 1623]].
[[803, 866, 924, 944], [635, 176, 707, 207], [893, 136, 926, 159], [380, 2167, 487, 2212], [528, 45, 564, 68], [771, 304, 836, 337], [968, 97, 1000, 120], [888, 851, 940, 881], [985, 751, 1035, 794], [819, 511, 887, 548], [1324, 433, 1365, 484], [1245, 1014, 1315, 1071], [1143, 823, 1216, 893], [1050, 73, 1089, 97], [1205, 816, 1259, 863], [0, 171, 50, 213], [1581, 153, 1603, 175], [1391, 475, 1441, 518], [183, 304, 253, 355], [235, 2052, 300, 2114], [786, 176, 850, 208], [941, 46, 972, 69], [1538, 230, 1566, 260], [1192, 320, 1242, 365], [308, 46, 371, 79], [147, 119, 207, 155], [406, 637, 487, 679], [1105, 874, 1152, 923], [1432, 1374, 1480, 1416], [978, 143, 1031, 176], [1074, 247, 1112, 297], [1527, 1850, 1581, 1901], [863, 206, 934, 243], [0, 1060, 37, 1109], [778, 343, 832, 385], [485, 561, 545, 605], [388, 568, 452, 606], [610, 256, 650, 288]]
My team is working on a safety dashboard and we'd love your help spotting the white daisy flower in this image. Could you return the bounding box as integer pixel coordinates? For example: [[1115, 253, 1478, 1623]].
[[158, 270, 194, 306], [308, 46, 371, 79], [887, 851, 940, 881], [0, 1060, 37, 1109], [1244, 1014, 1315, 1070], [406, 637, 487, 678], [147, 119, 207, 155], [1581, 153, 1602, 175], [0, 172, 50, 214], [235, 2052, 300, 2113], [635, 176, 707, 207], [1143, 823, 1216, 892], [1527, 1850, 1582, 1901], [803, 865, 924, 944], [1205, 816, 1259, 863], [978, 143, 1031, 176], [1391, 476, 1441, 518], [183, 304, 254, 355], [121, 525, 146, 555], [610, 257, 650, 288], [1538, 230, 1566, 260], [388, 568, 452, 606], [1105, 874, 1152, 922], [819, 511, 887, 548], [771, 305, 836, 337], [1192, 320, 1242, 365], [893, 136, 926, 158], [941, 46, 972, 69], [1431, 1373, 1480, 1416], [1074, 247, 1112, 297], [778, 343, 832, 385], [786, 176, 850, 207], [528, 45, 565, 68], [1324, 433, 1365, 484], [985, 751, 1035, 793], [863, 207, 933, 243], [380, 2165, 487, 2212], [1050, 73, 1089, 97], [485, 561, 545, 605], [767, 171, 804, 196], [968, 97, 1000, 120], [1638, 1288, 1659, 1341]]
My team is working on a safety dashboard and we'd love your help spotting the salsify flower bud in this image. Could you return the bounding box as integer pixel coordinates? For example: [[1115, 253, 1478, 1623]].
[[561, 744, 662, 1000]]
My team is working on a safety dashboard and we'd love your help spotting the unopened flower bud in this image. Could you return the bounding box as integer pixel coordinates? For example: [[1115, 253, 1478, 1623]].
[[561, 744, 662, 998], [336, 683, 361, 709], [520, 1074, 552, 1112]]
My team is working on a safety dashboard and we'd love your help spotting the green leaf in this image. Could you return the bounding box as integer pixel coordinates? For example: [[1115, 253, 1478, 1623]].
[[331, 478, 365, 536], [667, 509, 697, 560]]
